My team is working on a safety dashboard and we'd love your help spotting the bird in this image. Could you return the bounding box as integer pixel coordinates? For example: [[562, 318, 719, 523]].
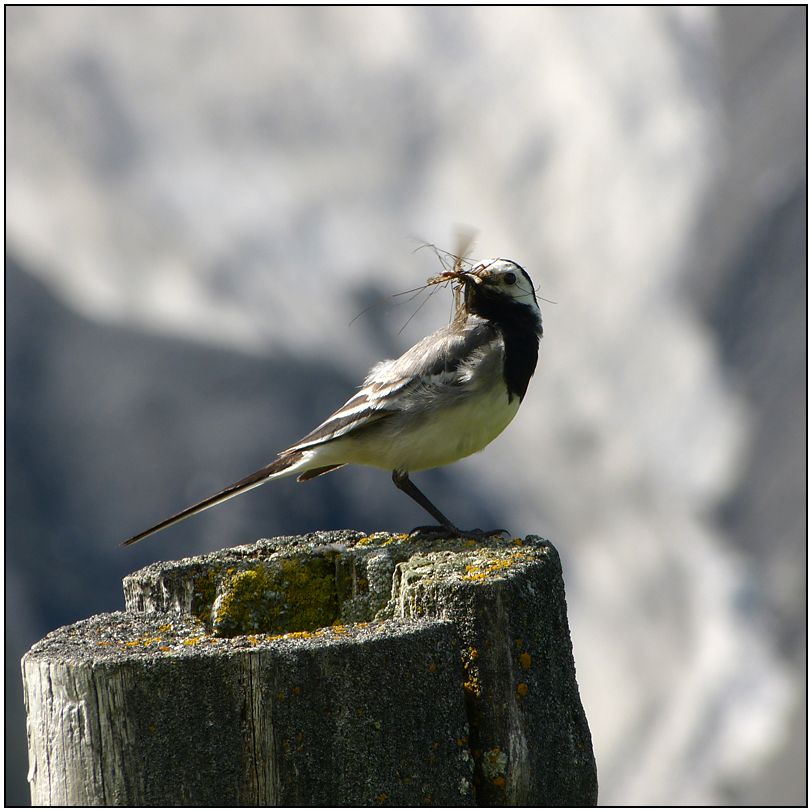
[[122, 257, 543, 546]]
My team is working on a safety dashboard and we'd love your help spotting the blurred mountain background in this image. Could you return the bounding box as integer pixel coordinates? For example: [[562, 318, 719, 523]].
[[5, 7, 805, 805]]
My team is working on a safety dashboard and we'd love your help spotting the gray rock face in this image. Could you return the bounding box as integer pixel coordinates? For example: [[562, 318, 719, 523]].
[[23, 531, 597, 806]]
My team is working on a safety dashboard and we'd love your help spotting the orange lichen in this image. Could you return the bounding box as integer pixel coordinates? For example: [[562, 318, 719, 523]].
[[464, 676, 482, 697], [519, 652, 531, 669], [517, 683, 528, 697], [461, 549, 533, 581], [284, 630, 319, 640]]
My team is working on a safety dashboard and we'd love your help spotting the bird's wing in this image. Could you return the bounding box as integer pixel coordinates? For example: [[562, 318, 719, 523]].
[[121, 322, 500, 546], [287, 320, 500, 453]]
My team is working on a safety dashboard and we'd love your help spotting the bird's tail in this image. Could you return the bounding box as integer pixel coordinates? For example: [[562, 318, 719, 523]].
[[121, 452, 304, 546]]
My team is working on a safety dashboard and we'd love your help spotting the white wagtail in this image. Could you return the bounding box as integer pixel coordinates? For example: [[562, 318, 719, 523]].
[[122, 258, 542, 546]]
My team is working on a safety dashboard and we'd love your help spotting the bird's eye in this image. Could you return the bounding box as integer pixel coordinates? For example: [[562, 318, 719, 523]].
[[504, 272, 517, 285]]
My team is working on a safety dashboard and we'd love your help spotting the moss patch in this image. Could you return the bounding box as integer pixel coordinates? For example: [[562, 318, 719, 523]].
[[192, 566, 222, 625], [211, 556, 340, 637]]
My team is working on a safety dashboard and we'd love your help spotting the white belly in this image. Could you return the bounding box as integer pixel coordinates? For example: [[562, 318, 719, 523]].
[[329, 385, 522, 472]]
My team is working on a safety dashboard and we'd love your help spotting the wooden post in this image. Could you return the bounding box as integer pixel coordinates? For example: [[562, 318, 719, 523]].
[[23, 531, 598, 806]]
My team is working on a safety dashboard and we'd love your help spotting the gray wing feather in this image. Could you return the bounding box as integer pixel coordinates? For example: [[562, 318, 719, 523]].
[[287, 319, 501, 452]]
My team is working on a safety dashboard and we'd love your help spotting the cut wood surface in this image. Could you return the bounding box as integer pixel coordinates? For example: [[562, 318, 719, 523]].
[[23, 530, 598, 806]]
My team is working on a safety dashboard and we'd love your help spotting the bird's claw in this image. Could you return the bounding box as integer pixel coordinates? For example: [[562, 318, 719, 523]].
[[408, 525, 510, 542]]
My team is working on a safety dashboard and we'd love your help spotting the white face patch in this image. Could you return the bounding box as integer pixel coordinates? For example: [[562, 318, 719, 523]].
[[472, 259, 540, 313]]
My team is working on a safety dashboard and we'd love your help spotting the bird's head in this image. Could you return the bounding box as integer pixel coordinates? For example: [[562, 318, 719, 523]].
[[436, 258, 541, 330], [466, 259, 539, 309]]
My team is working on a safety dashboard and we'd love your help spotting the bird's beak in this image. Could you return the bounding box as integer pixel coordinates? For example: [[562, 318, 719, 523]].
[[459, 270, 483, 285], [469, 266, 504, 285], [429, 269, 482, 286]]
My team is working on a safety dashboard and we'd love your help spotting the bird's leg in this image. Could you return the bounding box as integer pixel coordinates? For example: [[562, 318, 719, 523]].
[[391, 470, 508, 541], [392, 469, 460, 533]]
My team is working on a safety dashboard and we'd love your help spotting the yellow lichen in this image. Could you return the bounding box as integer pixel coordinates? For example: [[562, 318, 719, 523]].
[[284, 630, 319, 640], [461, 550, 531, 581], [463, 676, 482, 697]]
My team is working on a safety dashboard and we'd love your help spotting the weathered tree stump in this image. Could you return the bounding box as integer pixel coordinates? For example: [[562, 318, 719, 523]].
[[22, 530, 598, 806]]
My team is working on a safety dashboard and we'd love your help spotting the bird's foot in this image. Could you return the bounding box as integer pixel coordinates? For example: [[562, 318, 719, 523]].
[[408, 525, 510, 542]]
